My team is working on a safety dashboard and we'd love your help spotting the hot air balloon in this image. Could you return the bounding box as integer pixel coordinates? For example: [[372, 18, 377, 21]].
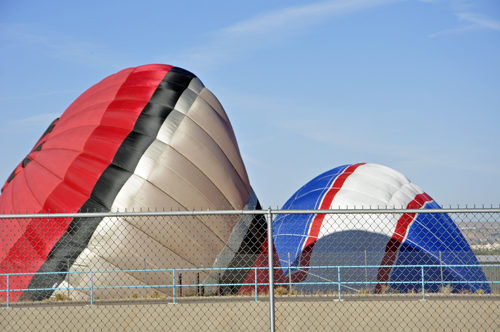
[[273, 163, 490, 294], [0, 64, 266, 302]]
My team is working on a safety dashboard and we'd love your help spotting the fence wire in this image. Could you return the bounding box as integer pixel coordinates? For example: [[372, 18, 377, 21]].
[[1, 208, 499, 331]]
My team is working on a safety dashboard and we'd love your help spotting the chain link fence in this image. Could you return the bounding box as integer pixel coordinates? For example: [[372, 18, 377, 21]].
[[1, 208, 499, 331]]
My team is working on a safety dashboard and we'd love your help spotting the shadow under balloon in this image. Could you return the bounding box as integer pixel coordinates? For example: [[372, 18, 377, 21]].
[[282, 230, 491, 294]]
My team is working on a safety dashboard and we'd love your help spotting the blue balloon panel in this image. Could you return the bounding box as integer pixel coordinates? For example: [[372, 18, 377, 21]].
[[273, 163, 491, 294]]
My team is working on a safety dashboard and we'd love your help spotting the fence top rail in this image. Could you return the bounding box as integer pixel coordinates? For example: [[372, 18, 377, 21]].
[[0, 207, 499, 219]]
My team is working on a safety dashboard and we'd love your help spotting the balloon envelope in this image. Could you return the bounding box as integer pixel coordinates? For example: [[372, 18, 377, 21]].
[[0, 64, 265, 301], [273, 163, 490, 294]]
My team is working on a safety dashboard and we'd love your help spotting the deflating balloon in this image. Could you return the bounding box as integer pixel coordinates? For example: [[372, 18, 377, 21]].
[[273, 163, 490, 293], [0, 64, 265, 301]]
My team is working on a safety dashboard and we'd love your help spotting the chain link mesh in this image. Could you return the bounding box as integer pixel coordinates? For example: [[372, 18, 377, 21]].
[[1, 209, 499, 331]]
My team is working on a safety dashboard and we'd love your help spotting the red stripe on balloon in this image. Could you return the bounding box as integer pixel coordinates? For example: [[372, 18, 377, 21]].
[[374, 192, 433, 293], [393, 193, 433, 242], [0, 65, 173, 302], [292, 163, 365, 283], [303, 163, 365, 249]]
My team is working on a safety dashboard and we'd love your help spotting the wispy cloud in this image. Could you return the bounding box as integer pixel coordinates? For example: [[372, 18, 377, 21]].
[[429, 1, 500, 37], [229, 89, 500, 177], [0, 113, 60, 133], [275, 114, 500, 176], [0, 23, 128, 69], [457, 12, 500, 30], [169, 0, 400, 70], [0, 89, 81, 102]]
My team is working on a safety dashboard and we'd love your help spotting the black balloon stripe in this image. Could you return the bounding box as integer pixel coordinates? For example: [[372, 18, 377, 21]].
[[23, 67, 200, 301], [22, 66, 265, 301]]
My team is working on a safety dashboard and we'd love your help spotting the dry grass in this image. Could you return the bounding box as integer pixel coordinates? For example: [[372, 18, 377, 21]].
[[53, 294, 72, 301], [440, 285, 453, 295], [274, 286, 288, 296]]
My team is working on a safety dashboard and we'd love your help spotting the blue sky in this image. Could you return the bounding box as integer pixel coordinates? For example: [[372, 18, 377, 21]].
[[1, 0, 499, 208]]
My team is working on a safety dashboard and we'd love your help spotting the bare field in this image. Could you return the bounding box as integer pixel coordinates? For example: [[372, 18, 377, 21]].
[[1, 297, 499, 332]]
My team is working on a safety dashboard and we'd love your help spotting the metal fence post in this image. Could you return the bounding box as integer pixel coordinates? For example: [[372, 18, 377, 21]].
[[196, 273, 201, 296], [267, 208, 275, 332], [364, 250, 368, 286], [288, 252, 292, 293], [338, 266, 342, 301], [216, 257, 220, 296], [172, 269, 176, 304], [90, 271, 94, 306], [179, 273, 182, 297], [439, 251, 443, 290], [6, 274, 9, 308], [144, 258, 148, 298], [255, 267, 258, 302], [421, 265, 425, 300], [67, 260, 70, 299]]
